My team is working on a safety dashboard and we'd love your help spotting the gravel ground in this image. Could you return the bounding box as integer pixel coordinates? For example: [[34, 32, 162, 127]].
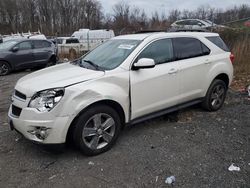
[[0, 70, 250, 188]]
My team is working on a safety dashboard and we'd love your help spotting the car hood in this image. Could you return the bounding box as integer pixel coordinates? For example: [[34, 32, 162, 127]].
[[15, 63, 105, 97]]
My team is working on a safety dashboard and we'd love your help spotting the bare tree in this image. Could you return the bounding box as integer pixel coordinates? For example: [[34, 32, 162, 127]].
[[0, 1, 249, 36], [168, 9, 181, 22], [112, 1, 130, 34], [0, 0, 103, 36]]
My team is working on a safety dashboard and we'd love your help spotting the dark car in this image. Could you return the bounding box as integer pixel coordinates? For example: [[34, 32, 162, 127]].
[[0, 39, 57, 76]]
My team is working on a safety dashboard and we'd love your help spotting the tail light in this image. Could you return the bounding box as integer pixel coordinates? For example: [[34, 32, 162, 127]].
[[230, 53, 235, 64]]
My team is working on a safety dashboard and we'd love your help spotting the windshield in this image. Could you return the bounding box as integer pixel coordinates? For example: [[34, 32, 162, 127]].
[[80, 39, 141, 70], [0, 40, 18, 50]]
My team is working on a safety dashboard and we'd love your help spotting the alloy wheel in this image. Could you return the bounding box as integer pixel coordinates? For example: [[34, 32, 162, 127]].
[[0, 62, 9, 75], [210, 84, 225, 109], [82, 113, 116, 150]]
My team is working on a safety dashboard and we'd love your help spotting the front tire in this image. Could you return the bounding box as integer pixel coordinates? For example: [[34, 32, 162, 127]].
[[0, 61, 11, 76], [73, 105, 121, 156], [202, 79, 227, 111]]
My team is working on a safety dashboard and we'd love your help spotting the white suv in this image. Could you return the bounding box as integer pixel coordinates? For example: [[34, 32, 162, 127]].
[[8, 32, 234, 155]]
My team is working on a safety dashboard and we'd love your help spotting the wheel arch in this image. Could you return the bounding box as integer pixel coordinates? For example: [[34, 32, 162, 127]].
[[49, 54, 57, 62], [66, 99, 126, 143], [0, 59, 12, 69], [203, 72, 230, 99], [213, 73, 229, 88]]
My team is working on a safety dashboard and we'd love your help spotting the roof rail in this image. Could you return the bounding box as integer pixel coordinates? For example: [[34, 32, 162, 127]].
[[2, 31, 42, 38], [168, 27, 209, 32], [135, 30, 166, 34]]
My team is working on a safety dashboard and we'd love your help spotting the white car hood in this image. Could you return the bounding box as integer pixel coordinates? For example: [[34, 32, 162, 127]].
[[15, 63, 105, 97]]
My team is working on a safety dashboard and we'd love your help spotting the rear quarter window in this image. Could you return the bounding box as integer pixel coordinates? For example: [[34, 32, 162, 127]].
[[173, 37, 210, 60], [206, 36, 230, 52]]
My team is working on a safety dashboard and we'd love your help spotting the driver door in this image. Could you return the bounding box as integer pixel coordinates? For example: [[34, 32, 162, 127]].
[[130, 38, 180, 119]]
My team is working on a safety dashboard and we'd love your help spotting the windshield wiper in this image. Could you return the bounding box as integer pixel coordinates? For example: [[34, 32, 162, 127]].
[[83, 59, 104, 71], [71, 58, 81, 65]]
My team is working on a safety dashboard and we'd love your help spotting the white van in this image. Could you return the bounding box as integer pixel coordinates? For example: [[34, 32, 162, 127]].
[[72, 29, 115, 43]]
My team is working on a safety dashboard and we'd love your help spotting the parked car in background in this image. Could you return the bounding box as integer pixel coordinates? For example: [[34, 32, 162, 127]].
[[56, 37, 84, 57], [56, 37, 80, 44], [8, 32, 234, 155], [56, 30, 115, 58], [0, 39, 57, 76], [171, 19, 226, 30]]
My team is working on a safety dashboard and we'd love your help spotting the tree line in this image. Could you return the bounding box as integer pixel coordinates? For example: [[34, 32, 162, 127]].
[[0, 0, 103, 36], [0, 0, 249, 36]]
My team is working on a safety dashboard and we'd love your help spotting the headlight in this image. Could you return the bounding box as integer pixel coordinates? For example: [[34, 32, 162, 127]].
[[29, 88, 64, 112]]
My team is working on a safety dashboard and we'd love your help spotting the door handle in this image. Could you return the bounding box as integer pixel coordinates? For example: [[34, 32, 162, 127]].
[[168, 68, 178, 74]]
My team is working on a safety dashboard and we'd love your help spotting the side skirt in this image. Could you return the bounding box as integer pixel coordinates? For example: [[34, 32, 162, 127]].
[[128, 98, 203, 125]]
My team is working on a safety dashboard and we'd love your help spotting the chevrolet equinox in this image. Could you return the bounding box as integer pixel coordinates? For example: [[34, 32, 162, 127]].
[[8, 32, 234, 155]]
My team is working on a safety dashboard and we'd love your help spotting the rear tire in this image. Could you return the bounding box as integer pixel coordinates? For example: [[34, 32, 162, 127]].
[[73, 105, 121, 156], [46, 57, 56, 67], [0, 61, 11, 76], [202, 79, 227, 111]]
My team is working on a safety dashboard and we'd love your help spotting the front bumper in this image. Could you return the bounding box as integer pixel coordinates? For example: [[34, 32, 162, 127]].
[[8, 104, 72, 144]]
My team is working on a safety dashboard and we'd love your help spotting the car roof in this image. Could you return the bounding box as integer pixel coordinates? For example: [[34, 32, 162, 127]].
[[113, 32, 219, 40], [175, 19, 203, 22]]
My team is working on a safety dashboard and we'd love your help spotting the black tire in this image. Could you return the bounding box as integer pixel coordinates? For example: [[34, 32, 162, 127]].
[[46, 57, 56, 67], [0, 61, 11, 76], [73, 105, 121, 156], [202, 79, 227, 111]]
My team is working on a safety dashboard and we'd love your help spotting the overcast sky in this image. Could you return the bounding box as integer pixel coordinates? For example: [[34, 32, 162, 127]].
[[99, 0, 250, 16]]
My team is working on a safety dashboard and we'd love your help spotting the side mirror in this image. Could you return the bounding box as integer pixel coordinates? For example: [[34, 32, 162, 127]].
[[12, 47, 19, 52], [133, 58, 155, 70], [198, 22, 203, 27]]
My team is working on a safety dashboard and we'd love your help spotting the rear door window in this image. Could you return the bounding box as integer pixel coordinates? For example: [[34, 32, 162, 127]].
[[176, 21, 185, 25], [137, 39, 174, 64], [189, 20, 199, 25], [201, 43, 211, 55], [206, 36, 229, 52], [173, 37, 209, 60], [33, 40, 51, 49]]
